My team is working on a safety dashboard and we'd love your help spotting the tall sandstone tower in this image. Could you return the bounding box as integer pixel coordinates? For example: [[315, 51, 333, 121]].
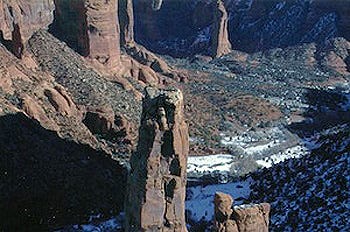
[[211, 0, 232, 58], [125, 87, 189, 232], [53, 0, 121, 67]]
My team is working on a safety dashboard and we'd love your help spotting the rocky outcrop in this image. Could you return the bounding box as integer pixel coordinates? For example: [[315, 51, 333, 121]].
[[0, 0, 54, 58], [125, 87, 189, 231], [211, 0, 232, 58], [214, 192, 270, 232], [44, 86, 78, 116], [52, 0, 120, 67], [125, 44, 181, 82], [82, 105, 133, 147]]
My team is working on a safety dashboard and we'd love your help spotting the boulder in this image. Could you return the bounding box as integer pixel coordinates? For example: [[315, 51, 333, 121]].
[[214, 192, 270, 232], [125, 87, 189, 232], [44, 86, 78, 116], [233, 203, 270, 232], [214, 192, 239, 232]]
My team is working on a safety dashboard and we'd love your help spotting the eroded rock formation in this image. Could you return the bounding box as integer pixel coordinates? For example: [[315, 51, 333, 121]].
[[214, 192, 270, 232], [211, 0, 232, 58], [0, 0, 54, 58], [52, 0, 120, 67], [125, 87, 189, 231]]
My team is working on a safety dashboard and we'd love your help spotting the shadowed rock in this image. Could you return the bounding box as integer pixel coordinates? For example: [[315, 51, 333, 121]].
[[125, 87, 189, 232]]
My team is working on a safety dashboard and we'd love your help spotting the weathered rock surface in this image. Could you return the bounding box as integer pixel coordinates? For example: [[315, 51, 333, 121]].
[[52, 0, 120, 67], [0, 0, 54, 58], [214, 192, 239, 232], [211, 0, 232, 58], [125, 87, 189, 231], [214, 192, 270, 232], [44, 86, 78, 116]]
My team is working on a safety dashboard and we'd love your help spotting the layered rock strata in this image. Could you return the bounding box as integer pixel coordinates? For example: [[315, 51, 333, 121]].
[[211, 0, 232, 58], [0, 0, 54, 58], [125, 87, 189, 231], [214, 192, 270, 232]]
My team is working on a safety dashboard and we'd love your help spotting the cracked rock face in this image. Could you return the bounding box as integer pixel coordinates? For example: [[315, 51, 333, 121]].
[[214, 192, 270, 232], [126, 87, 189, 232]]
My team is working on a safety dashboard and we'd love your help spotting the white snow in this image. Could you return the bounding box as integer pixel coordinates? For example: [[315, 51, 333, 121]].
[[186, 178, 252, 222], [80, 218, 121, 231], [187, 154, 234, 173], [256, 145, 305, 168], [61, 214, 124, 231], [244, 141, 276, 155]]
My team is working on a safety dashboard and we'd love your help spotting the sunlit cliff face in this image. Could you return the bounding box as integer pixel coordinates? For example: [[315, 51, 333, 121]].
[[152, 0, 163, 10]]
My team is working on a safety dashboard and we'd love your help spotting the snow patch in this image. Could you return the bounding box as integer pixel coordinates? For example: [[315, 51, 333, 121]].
[[186, 178, 252, 222]]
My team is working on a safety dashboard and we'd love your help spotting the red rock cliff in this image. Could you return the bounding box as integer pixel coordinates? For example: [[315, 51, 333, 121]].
[[0, 0, 54, 58]]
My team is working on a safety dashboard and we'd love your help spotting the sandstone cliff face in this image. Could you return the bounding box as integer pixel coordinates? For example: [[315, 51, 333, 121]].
[[126, 87, 189, 231], [0, 0, 54, 58], [211, 0, 232, 58], [52, 0, 120, 67], [214, 192, 270, 232]]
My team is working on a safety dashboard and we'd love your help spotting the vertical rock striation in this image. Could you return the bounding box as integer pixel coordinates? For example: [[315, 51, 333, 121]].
[[126, 87, 189, 232], [52, 0, 120, 67], [0, 0, 55, 58], [214, 192, 270, 232], [211, 0, 232, 58]]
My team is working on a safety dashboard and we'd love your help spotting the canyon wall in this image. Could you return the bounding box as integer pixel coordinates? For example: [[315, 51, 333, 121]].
[[0, 0, 54, 58], [125, 87, 189, 231], [134, 0, 350, 57]]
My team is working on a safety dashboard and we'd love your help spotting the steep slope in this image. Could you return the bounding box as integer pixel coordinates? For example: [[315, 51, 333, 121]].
[[249, 126, 350, 231]]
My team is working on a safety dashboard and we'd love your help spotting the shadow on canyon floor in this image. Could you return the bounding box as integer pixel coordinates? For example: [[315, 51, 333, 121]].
[[0, 113, 127, 230]]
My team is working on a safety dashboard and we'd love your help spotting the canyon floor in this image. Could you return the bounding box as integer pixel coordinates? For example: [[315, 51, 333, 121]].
[[56, 38, 350, 231]]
